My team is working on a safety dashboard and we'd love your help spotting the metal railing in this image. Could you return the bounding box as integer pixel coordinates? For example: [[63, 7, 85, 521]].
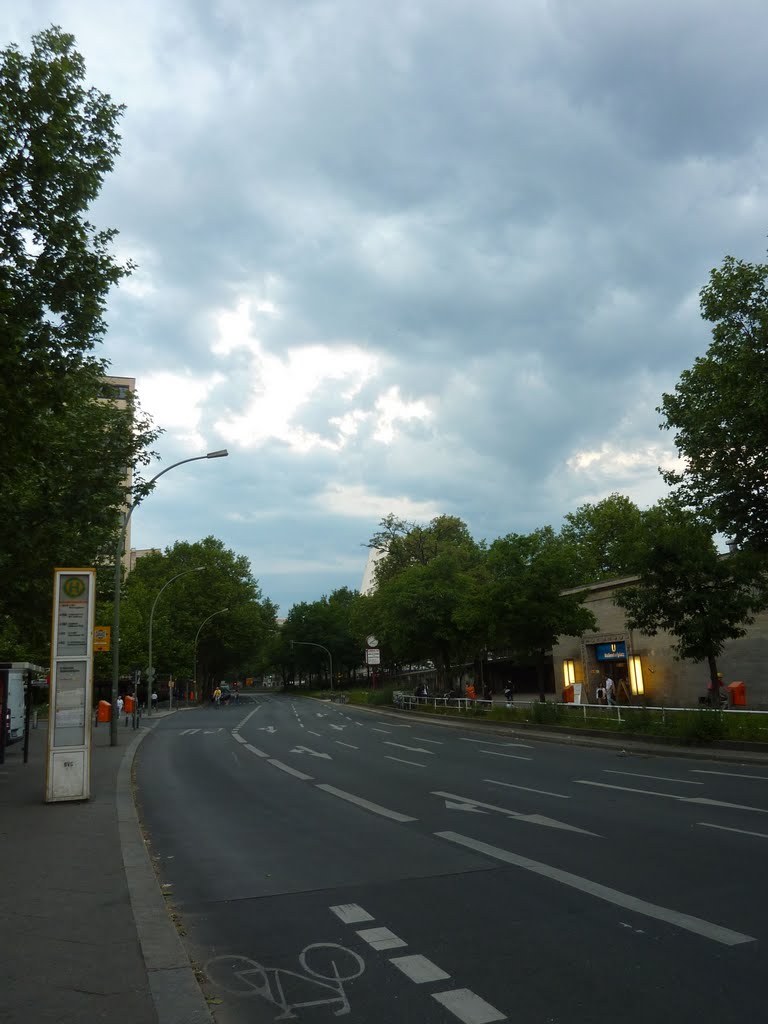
[[394, 693, 494, 713]]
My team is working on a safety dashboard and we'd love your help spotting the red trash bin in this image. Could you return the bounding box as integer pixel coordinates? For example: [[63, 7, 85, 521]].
[[563, 684, 574, 703], [124, 695, 135, 714], [727, 681, 746, 707], [96, 700, 112, 722]]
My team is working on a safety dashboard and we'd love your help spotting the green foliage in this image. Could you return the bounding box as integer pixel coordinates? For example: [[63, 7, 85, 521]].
[[0, 27, 159, 660], [110, 537, 275, 687], [616, 498, 768, 687], [660, 252, 768, 550], [280, 587, 364, 685], [360, 515, 483, 679], [660, 710, 726, 745], [559, 493, 644, 584]]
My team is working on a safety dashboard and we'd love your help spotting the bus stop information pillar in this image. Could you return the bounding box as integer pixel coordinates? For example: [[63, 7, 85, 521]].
[[45, 568, 96, 803]]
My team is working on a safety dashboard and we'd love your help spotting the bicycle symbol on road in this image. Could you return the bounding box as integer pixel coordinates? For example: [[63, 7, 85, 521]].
[[205, 942, 365, 1020]]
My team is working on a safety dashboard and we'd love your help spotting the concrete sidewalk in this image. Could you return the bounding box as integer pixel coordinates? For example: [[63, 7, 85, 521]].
[[0, 712, 211, 1024]]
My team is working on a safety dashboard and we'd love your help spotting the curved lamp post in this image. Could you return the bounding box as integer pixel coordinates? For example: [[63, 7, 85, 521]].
[[193, 607, 229, 699], [291, 640, 333, 691], [111, 449, 228, 745], [147, 566, 205, 714]]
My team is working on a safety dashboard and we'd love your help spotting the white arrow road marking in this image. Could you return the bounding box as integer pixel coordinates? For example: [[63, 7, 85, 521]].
[[316, 713, 327, 718], [576, 779, 768, 814], [291, 746, 332, 760], [384, 741, 435, 755], [432, 791, 599, 836], [444, 800, 487, 813], [259, 725, 276, 733], [330, 724, 346, 731], [436, 831, 755, 946]]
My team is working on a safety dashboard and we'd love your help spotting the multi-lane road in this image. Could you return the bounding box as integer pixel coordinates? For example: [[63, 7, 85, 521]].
[[135, 694, 767, 1023]]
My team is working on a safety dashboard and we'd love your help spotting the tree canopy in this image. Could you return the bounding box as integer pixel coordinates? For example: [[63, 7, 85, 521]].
[[660, 252, 768, 550], [0, 27, 158, 660]]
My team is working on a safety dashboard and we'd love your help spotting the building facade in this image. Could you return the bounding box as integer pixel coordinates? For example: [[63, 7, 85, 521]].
[[552, 576, 768, 710]]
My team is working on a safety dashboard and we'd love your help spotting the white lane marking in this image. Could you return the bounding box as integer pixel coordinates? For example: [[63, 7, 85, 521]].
[[461, 737, 532, 749], [437, 831, 755, 947], [269, 759, 314, 781], [485, 779, 569, 799], [316, 784, 417, 823], [330, 724, 346, 731], [478, 750, 532, 761], [604, 769, 703, 786], [330, 903, 374, 925], [203, 730, 223, 734], [384, 741, 435, 755], [259, 725, 276, 733], [356, 927, 407, 951], [691, 770, 768, 781], [432, 987, 506, 1023], [576, 779, 768, 814], [244, 743, 270, 758], [307, 730, 323, 737], [386, 756, 427, 768], [371, 728, 392, 734], [291, 745, 332, 760], [432, 791, 597, 835], [390, 954, 450, 984], [179, 728, 200, 735], [236, 704, 263, 730], [698, 822, 768, 840], [335, 741, 359, 750], [232, 733, 247, 744], [414, 738, 444, 745]]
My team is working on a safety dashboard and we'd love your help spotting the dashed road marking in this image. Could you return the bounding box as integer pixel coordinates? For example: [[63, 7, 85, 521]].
[[485, 779, 569, 799], [386, 756, 427, 768], [432, 987, 506, 1023], [576, 779, 768, 814], [413, 737, 444, 745], [269, 759, 314, 781], [356, 927, 407, 951], [691, 770, 768, 781], [698, 822, 768, 840], [384, 741, 435, 755], [390, 954, 450, 984], [244, 743, 270, 758], [330, 904, 374, 925], [335, 741, 359, 750], [315, 784, 417, 823], [605, 769, 702, 785], [307, 730, 323, 737], [478, 750, 532, 761], [371, 728, 392, 735]]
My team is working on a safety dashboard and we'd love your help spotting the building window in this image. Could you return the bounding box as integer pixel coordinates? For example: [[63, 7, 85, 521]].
[[628, 656, 644, 696], [563, 659, 576, 687]]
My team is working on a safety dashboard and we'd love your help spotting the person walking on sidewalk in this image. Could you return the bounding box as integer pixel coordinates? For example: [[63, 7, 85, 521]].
[[117, 695, 124, 718], [605, 674, 615, 706]]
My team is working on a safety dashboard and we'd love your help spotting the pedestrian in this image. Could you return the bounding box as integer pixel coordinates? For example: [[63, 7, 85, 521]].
[[151, 691, 158, 711], [466, 682, 476, 702], [504, 682, 514, 706], [213, 686, 222, 707], [596, 681, 606, 705], [117, 695, 124, 718], [605, 675, 615, 706]]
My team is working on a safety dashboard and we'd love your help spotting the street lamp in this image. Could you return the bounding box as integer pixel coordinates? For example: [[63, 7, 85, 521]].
[[147, 566, 205, 714], [291, 640, 333, 691], [111, 449, 229, 745], [193, 607, 229, 699]]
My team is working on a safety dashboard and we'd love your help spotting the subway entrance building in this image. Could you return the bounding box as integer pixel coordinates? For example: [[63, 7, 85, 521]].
[[552, 576, 768, 709]]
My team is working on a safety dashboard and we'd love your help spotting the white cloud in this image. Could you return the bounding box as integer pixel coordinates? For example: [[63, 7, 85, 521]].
[[139, 370, 226, 450], [315, 484, 441, 520]]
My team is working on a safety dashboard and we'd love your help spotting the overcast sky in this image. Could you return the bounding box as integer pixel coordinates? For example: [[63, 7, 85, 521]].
[[6, 1, 768, 612]]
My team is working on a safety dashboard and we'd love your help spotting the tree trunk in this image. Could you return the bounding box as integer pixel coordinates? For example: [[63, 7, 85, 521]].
[[707, 653, 720, 707]]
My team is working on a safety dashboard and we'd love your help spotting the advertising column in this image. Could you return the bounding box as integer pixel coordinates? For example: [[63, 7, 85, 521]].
[[45, 568, 96, 802]]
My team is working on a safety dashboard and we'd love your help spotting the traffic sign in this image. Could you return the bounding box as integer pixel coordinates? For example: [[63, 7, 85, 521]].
[[366, 635, 379, 648], [365, 648, 381, 665], [93, 625, 111, 652]]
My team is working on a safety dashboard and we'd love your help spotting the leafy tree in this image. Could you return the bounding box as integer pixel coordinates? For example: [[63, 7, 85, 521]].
[[0, 27, 158, 659], [107, 537, 275, 695], [660, 253, 768, 549], [615, 500, 768, 694], [360, 515, 483, 687], [559, 494, 644, 584], [280, 587, 363, 687], [464, 528, 596, 698]]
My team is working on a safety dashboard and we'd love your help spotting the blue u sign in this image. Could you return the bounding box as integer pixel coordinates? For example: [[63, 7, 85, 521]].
[[595, 642, 626, 661]]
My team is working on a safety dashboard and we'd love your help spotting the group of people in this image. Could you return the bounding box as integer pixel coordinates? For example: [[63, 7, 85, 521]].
[[595, 675, 616, 705]]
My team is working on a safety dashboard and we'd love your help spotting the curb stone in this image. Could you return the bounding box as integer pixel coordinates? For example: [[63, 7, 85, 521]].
[[117, 722, 214, 1024]]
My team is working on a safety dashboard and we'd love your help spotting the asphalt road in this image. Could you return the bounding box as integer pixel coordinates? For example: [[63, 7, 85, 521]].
[[135, 694, 767, 1024]]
